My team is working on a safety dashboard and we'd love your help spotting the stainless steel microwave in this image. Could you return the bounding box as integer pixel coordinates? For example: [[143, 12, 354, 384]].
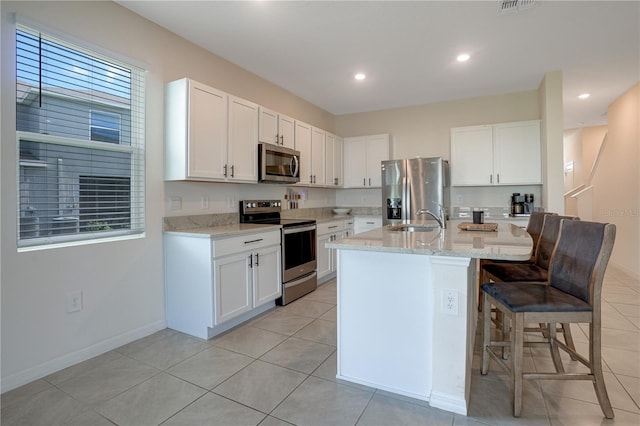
[[258, 143, 300, 183]]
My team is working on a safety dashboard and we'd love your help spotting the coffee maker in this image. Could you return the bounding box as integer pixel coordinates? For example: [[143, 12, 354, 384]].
[[510, 193, 534, 216]]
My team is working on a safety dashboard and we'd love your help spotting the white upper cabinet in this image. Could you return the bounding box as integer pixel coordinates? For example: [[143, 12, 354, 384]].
[[164, 78, 258, 183], [343, 134, 390, 188], [295, 121, 312, 185], [228, 95, 259, 183], [450, 120, 541, 186], [325, 133, 343, 187], [165, 78, 228, 181], [493, 121, 542, 185], [311, 126, 326, 186], [258, 107, 295, 149]]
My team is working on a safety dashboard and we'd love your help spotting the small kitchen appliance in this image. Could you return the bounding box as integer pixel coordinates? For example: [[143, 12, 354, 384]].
[[510, 193, 534, 216], [240, 200, 317, 305], [258, 143, 300, 184]]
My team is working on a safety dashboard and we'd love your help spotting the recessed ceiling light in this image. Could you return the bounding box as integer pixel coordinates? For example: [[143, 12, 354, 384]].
[[354, 73, 366, 81], [456, 53, 470, 62], [578, 93, 590, 99]]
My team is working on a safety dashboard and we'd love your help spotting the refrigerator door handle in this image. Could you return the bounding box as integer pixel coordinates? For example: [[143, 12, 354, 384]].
[[403, 175, 410, 221]]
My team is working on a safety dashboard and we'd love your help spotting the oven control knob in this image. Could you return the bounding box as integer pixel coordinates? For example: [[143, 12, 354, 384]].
[[275, 201, 280, 207]]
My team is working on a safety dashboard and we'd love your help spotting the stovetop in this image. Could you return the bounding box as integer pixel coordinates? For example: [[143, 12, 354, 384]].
[[239, 200, 315, 228]]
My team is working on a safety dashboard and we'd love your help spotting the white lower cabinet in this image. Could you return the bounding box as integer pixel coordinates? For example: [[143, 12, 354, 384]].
[[317, 220, 346, 282], [165, 229, 281, 339], [353, 216, 383, 235]]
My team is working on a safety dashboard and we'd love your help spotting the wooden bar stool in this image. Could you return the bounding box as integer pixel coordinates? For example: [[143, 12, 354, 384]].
[[482, 214, 579, 350], [480, 219, 616, 418]]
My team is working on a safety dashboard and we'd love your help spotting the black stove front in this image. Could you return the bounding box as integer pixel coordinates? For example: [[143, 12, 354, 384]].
[[240, 200, 317, 305]]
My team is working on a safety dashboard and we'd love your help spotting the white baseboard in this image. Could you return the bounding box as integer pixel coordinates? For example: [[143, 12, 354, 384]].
[[429, 390, 468, 416], [1, 320, 166, 394]]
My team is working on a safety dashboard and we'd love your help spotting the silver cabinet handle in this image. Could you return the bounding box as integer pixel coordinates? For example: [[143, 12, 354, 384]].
[[497, 173, 500, 184], [275, 134, 279, 144], [244, 238, 264, 244], [255, 252, 259, 266], [249, 253, 253, 268], [223, 164, 228, 177], [230, 165, 234, 178], [280, 135, 284, 145], [363, 178, 366, 186], [490, 174, 493, 184], [369, 177, 371, 186]]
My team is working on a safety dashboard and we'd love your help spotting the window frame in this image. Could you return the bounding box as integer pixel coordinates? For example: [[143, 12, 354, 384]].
[[16, 25, 146, 251], [90, 109, 122, 144]]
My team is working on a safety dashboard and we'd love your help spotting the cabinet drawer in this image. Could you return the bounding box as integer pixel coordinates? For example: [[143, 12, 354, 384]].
[[318, 220, 345, 235], [212, 230, 280, 258]]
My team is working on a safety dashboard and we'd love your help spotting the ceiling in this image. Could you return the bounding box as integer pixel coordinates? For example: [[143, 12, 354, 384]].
[[117, 1, 639, 129]]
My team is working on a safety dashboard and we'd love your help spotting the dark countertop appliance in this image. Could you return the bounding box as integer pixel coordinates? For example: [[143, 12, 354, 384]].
[[510, 193, 534, 216], [240, 200, 317, 305]]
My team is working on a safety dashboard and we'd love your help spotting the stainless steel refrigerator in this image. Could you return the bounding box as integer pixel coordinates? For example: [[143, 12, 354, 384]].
[[381, 157, 449, 226]]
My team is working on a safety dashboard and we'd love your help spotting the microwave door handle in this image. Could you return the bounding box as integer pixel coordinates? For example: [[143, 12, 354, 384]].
[[290, 155, 299, 177]]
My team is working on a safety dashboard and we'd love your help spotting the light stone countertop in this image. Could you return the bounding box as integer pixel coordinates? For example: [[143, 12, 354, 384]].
[[326, 220, 532, 260], [163, 223, 281, 239]]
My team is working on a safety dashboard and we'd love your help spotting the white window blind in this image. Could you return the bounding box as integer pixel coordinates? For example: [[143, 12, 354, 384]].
[[16, 25, 145, 248]]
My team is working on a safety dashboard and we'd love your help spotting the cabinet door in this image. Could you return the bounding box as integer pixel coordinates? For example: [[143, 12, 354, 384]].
[[316, 232, 332, 280], [258, 107, 279, 145], [311, 127, 326, 185], [228, 96, 259, 183], [188, 82, 228, 180], [279, 114, 296, 149], [450, 126, 494, 185], [253, 245, 281, 307], [494, 121, 541, 185], [365, 134, 389, 187], [214, 252, 252, 325], [343, 137, 367, 187], [334, 136, 344, 187], [295, 121, 313, 185]]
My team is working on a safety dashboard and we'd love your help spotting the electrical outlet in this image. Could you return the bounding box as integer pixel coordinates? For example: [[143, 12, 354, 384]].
[[201, 196, 209, 209], [67, 290, 82, 313], [456, 195, 463, 203], [169, 196, 182, 211], [442, 289, 458, 315]]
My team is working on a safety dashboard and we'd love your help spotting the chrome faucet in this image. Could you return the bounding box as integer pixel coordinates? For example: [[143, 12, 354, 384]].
[[415, 204, 446, 229]]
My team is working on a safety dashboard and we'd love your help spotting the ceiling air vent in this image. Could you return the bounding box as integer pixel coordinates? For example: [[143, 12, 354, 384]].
[[498, 0, 536, 14]]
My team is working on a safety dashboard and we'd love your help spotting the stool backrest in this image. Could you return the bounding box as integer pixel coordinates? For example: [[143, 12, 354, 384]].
[[549, 220, 616, 305], [535, 215, 579, 270], [526, 212, 556, 255]]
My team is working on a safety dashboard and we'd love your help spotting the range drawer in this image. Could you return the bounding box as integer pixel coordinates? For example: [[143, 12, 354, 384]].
[[212, 230, 280, 258]]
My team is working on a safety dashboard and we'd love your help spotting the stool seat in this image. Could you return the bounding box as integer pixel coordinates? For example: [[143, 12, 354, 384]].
[[481, 282, 591, 313]]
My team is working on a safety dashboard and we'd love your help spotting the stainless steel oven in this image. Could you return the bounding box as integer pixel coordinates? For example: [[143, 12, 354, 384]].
[[240, 200, 317, 305]]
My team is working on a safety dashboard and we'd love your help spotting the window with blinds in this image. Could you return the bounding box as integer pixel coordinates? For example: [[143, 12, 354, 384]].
[[16, 26, 145, 248]]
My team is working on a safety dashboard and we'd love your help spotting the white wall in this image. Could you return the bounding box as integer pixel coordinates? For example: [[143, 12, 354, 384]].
[[538, 71, 565, 214], [0, 0, 335, 392], [591, 84, 639, 278]]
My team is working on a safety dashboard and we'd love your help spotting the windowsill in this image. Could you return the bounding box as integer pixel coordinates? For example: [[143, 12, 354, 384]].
[[17, 232, 145, 253]]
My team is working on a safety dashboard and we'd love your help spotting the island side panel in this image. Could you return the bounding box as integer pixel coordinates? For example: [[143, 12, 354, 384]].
[[428, 256, 475, 416], [336, 249, 433, 401]]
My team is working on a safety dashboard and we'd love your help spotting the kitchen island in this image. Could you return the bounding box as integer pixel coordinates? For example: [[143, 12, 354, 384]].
[[326, 220, 532, 416]]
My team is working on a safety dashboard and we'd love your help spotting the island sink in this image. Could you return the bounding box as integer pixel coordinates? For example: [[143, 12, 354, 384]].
[[387, 223, 439, 232]]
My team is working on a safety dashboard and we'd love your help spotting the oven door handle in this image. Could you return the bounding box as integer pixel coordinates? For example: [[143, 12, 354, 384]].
[[283, 225, 316, 234]]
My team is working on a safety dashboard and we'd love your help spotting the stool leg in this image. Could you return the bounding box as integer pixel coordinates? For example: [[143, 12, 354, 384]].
[[548, 322, 565, 373], [511, 312, 524, 417], [561, 323, 578, 361], [590, 323, 614, 419], [502, 314, 510, 359], [481, 292, 491, 375]]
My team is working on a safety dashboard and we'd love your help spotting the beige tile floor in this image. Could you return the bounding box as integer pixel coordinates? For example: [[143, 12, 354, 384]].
[[2, 267, 639, 425]]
